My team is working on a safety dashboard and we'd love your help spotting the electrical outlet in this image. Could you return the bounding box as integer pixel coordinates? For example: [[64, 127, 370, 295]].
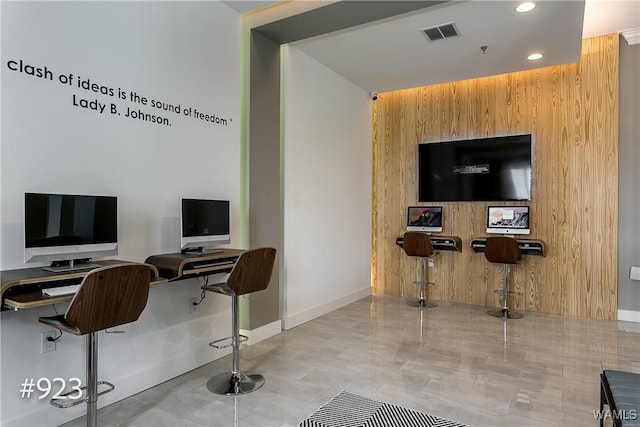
[[428, 258, 435, 268], [41, 331, 57, 353], [189, 298, 199, 314]]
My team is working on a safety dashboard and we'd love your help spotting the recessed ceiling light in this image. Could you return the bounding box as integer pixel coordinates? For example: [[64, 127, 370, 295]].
[[527, 53, 543, 61], [515, 2, 536, 13]]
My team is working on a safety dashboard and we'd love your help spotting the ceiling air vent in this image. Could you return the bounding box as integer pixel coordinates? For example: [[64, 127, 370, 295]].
[[421, 22, 460, 42]]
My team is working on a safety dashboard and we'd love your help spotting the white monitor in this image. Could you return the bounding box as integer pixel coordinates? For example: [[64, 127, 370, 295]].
[[181, 198, 230, 253], [24, 192, 118, 265], [486, 205, 530, 235], [406, 206, 443, 233]]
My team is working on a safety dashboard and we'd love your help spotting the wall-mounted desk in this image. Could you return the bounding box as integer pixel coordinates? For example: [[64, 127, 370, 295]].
[[145, 249, 244, 281], [395, 235, 463, 252], [0, 249, 245, 312], [470, 237, 545, 256], [1, 260, 167, 311]]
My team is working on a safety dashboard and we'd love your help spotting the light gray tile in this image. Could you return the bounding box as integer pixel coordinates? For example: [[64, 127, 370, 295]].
[[59, 297, 640, 427]]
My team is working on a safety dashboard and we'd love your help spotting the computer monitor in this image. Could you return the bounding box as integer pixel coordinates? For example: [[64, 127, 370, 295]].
[[406, 206, 443, 234], [24, 192, 118, 265], [486, 205, 530, 235], [181, 198, 230, 254]]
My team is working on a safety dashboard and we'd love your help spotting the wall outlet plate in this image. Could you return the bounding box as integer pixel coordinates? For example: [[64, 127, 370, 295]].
[[189, 298, 199, 314], [41, 331, 57, 353]]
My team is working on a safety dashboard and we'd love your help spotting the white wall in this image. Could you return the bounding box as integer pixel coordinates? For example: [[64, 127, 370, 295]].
[[281, 45, 372, 329], [1, 2, 241, 425], [617, 39, 640, 321]]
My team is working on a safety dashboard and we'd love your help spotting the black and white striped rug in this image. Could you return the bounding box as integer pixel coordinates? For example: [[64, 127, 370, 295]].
[[298, 391, 469, 427]]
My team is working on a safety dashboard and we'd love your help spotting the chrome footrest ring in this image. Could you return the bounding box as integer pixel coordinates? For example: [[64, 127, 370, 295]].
[[50, 381, 115, 408], [209, 334, 249, 349], [494, 289, 519, 295]]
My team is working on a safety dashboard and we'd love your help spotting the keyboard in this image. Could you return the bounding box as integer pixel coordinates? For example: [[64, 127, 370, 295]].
[[190, 260, 235, 269], [42, 284, 80, 297]]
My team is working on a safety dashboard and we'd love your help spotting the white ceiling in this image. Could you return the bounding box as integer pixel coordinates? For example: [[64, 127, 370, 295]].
[[226, 0, 640, 93]]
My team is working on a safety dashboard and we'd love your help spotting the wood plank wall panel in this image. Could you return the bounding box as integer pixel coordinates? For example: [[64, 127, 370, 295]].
[[371, 35, 619, 319]]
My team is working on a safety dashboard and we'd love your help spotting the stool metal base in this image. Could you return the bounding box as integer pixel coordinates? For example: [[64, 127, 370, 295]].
[[407, 299, 437, 308], [488, 308, 524, 319], [206, 372, 265, 395]]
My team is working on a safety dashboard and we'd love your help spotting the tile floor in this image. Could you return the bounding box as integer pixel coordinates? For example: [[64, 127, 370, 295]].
[[62, 295, 640, 427]]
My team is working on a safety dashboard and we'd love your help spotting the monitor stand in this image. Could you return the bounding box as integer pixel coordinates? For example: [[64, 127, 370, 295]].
[[181, 247, 224, 256], [42, 259, 101, 273]]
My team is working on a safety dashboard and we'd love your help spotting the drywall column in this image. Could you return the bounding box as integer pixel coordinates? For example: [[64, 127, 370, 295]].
[[618, 37, 640, 316], [243, 29, 282, 332], [240, 1, 444, 333]]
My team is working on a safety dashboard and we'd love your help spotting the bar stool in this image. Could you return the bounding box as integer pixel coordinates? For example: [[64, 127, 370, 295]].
[[403, 231, 437, 308], [38, 263, 152, 427], [201, 247, 276, 395], [484, 236, 524, 319]]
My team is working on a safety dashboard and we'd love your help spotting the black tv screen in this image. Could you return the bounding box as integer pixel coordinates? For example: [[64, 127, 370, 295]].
[[418, 134, 532, 202]]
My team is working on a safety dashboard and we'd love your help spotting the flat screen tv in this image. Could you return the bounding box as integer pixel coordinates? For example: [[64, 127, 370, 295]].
[[418, 134, 532, 202], [24, 192, 118, 267], [406, 206, 443, 233], [486, 205, 530, 235], [181, 198, 230, 254]]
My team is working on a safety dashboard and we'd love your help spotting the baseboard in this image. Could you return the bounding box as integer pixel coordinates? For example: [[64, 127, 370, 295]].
[[282, 287, 371, 330], [618, 309, 640, 323], [240, 319, 281, 345]]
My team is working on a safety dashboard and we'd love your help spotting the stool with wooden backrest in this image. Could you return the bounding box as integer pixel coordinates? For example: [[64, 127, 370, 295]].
[[403, 231, 437, 308], [201, 247, 276, 395], [38, 263, 152, 427], [484, 236, 524, 319]]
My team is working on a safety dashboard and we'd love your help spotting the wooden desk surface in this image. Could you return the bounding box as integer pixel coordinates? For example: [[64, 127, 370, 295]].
[[470, 237, 545, 256], [145, 249, 244, 281], [395, 234, 463, 252], [1, 260, 167, 310]]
